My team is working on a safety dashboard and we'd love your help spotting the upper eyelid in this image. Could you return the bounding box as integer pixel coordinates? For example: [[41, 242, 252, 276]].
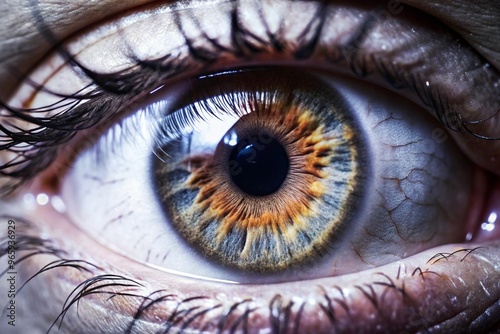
[[1, 0, 499, 194], [0, 0, 497, 98]]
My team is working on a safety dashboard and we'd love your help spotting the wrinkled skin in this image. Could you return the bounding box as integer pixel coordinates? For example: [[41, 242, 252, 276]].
[[0, 1, 499, 333]]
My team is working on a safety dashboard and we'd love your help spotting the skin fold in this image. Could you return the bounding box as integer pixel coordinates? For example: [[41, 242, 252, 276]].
[[0, 0, 499, 333]]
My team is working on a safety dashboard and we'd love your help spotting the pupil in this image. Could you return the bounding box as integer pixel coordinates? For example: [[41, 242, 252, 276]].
[[228, 135, 289, 196]]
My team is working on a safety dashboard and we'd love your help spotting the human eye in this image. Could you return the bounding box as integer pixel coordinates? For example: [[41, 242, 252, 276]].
[[1, 0, 500, 333]]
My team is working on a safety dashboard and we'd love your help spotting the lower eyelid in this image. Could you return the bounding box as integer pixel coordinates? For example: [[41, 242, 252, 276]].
[[8, 188, 500, 333]]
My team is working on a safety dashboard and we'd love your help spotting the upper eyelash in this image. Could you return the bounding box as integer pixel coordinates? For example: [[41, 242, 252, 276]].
[[0, 0, 495, 195]]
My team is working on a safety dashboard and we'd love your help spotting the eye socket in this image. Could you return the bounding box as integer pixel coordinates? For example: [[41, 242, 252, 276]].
[[44, 66, 480, 283]]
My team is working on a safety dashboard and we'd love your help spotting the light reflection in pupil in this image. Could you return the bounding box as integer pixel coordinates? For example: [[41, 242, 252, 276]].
[[228, 135, 289, 196]]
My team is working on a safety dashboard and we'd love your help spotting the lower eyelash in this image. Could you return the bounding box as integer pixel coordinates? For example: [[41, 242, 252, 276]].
[[0, 216, 311, 332], [53, 274, 147, 332], [0, 216, 64, 267], [1, 213, 493, 333]]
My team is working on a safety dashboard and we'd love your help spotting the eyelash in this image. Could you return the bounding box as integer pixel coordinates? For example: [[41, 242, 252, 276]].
[[1, 214, 484, 333], [2, 0, 488, 196]]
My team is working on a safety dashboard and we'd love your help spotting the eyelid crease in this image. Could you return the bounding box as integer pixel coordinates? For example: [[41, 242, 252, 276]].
[[1, 0, 499, 194]]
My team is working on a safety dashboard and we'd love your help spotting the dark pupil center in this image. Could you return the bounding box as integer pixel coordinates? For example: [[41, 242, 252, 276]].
[[228, 135, 289, 196]]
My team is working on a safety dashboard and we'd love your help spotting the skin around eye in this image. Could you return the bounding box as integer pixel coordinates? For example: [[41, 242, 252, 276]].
[[1, 0, 500, 333]]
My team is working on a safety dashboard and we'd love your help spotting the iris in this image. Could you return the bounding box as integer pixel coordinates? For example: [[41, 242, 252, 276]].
[[153, 69, 365, 272]]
